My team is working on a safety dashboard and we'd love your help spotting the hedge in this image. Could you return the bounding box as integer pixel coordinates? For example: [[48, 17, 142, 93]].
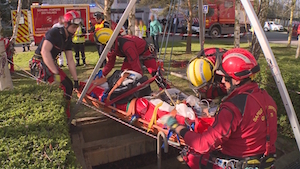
[[0, 84, 79, 168], [255, 51, 300, 139]]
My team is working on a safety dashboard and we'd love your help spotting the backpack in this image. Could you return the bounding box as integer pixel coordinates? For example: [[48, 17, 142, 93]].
[[106, 70, 152, 104]]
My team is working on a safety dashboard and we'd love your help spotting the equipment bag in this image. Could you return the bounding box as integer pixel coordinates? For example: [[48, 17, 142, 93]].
[[106, 70, 152, 104]]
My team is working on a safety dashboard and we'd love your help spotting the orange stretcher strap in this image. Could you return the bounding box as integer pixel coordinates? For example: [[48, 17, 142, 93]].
[[87, 77, 107, 94], [107, 72, 130, 102], [126, 98, 137, 117]]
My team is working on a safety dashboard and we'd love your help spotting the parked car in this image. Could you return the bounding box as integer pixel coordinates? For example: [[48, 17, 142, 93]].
[[187, 22, 200, 34], [290, 23, 300, 38], [264, 21, 284, 32]]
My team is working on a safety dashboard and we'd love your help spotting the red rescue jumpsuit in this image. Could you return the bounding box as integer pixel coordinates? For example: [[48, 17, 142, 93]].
[[3, 38, 14, 73], [181, 82, 277, 169], [102, 35, 157, 77]]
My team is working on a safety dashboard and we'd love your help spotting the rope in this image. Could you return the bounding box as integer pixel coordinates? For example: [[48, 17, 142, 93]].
[[158, 0, 175, 60], [7, 59, 46, 84], [161, 0, 177, 62], [167, 0, 179, 80]]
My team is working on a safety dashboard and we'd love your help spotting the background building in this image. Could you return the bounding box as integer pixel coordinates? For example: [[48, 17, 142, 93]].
[[42, 0, 150, 24]]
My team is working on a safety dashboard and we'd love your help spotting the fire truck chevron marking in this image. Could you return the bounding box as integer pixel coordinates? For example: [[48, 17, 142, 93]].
[[11, 9, 30, 44]]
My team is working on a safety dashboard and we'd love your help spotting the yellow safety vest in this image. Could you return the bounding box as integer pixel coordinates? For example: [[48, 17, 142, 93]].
[[139, 25, 147, 38], [72, 26, 85, 43], [95, 21, 105, 31]]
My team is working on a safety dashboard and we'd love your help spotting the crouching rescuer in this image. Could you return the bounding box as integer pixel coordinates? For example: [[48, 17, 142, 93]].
[[95, 28, 170, 89], [160, 48, 277, 169], [33, 10, 81, 118]]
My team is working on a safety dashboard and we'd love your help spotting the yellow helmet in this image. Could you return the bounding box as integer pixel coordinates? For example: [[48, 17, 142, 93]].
[[186, 58, 214, 88], [95, 28, 113, 44]]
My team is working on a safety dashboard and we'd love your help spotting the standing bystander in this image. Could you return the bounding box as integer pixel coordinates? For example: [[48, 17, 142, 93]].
[[149, 15, 162, 53], [172, 14, 179, 33], [72, 22, 86, 66], [22, 44, 30, 52], [139, 20, 147, 39]]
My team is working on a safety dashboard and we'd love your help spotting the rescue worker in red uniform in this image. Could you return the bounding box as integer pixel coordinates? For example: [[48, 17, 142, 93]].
[[187, 47, 228, 99], [3, 38, 15, 73], [34, 10, 81, 118], [97, 28, 169, 89], [161, 48, 277, 169]]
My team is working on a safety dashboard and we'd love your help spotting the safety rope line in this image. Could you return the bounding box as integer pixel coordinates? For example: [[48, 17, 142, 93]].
[[7, 59, 46, 84], [8, 60, 183, 150], [167, 0, 179, 80], [158, 0, 175, 60], [161, 0, 177, 62]]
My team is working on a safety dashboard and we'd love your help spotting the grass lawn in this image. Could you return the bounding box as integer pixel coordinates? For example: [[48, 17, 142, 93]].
[[10, 38, 300, 148]]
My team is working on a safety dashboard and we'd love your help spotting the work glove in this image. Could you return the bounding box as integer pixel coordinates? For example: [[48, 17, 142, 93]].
[[53, 74, 61, 84], [159, 115, 179, 131], [74, 80, 79, 90]]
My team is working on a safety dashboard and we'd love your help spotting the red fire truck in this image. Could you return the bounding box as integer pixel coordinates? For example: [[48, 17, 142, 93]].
[[202, 0, 251, 37], [31, 4, 103, 45]]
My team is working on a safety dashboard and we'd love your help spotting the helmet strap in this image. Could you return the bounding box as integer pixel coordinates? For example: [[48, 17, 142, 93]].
[[224, 76, 234, 93], [65, 23, 76, 36], [227, 77, 251, 93]]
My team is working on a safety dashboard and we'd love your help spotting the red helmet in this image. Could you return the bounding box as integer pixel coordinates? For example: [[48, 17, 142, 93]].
[[64, 10, 82, 25], [216, 48, 260, 80]]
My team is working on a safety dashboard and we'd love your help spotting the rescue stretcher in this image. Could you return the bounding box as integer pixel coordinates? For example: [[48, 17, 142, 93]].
[[76, 74, 216, 147]]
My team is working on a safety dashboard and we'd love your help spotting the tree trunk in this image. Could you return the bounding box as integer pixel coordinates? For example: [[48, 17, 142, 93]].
[[198, 0, 204, 50], [250, 0, 269, 60], [128, 1, 135, 35], [234, 0, 240, 48], [296, 35, 300, 58], [0, 10, 13, 90], [186, 0, 192, 54], [287, 0, 297, 48], [104, 0, 114, 28], [94, 0, 104, 12], [10, 0, 22, 43]]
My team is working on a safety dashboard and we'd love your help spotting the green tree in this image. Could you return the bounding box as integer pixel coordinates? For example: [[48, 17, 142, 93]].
[[128, 0, 136, 35], [250, 0, 269, 60], [0, 0, 14, 90], [234, 0, 241, 48], [287, 0, 297, 48]]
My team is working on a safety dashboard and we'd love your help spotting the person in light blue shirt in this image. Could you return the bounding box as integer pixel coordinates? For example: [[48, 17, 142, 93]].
[[150, 15, 162, 52]]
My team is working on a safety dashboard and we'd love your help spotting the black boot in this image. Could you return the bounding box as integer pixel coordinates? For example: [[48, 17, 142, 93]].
[[76, 60, 80, 67]]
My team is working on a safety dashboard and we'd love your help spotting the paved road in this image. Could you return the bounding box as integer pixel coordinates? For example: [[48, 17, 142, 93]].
[[14, 31, 297, 54], [249, 31, 298, 46]]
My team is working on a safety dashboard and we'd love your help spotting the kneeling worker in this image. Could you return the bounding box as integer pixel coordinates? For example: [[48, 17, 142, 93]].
[[186, 47, 228, 99], [161, 48, 277, 169], [96, 28, 169, 89]]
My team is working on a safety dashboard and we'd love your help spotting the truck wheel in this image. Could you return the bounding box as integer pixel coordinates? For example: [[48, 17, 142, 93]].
[[210, 27, 220, 38]]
